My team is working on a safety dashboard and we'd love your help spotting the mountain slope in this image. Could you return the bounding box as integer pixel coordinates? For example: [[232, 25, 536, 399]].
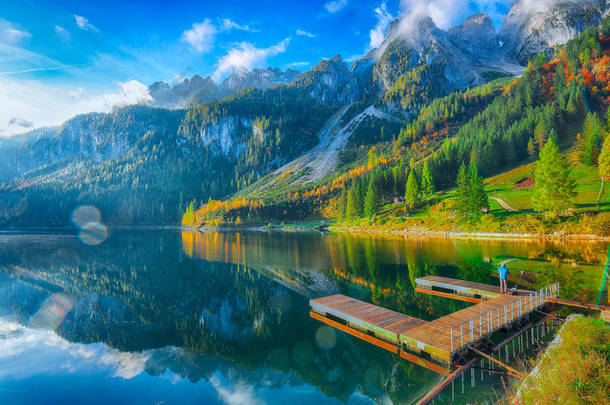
[[499, 0, 607, 64], [2, 2, 609, 227]]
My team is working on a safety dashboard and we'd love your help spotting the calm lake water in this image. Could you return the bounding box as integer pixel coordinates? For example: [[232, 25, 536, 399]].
[[0, 229, 607, 404]]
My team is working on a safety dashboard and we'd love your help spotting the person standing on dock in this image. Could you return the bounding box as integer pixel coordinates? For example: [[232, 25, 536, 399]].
[[498, 264, 509, 293]]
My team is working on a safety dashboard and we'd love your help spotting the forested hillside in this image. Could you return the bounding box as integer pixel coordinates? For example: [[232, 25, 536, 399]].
[[1, 1, 608, 229], [183, 16, 610, 235]]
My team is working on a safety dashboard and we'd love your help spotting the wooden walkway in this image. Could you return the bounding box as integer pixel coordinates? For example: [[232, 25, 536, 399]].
[[309, 294, 426, 344], [310, 278, 560, 364]]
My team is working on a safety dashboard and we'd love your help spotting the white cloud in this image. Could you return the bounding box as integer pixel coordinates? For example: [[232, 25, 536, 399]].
[[0, 78, 152, 137], [324, 0, 349, 14], [286, 61, 309, 68], [209, 374, 264, 405], [369, 2, 394, 50], [213, 38, 290, 81], [4, 28, 31, 43], [296, 29, 316, 38], [74, 15, 99, 32], [55, 25, 71, 40], [0, 20, 31, 44], [398, 0, 514, 30], [220, 18, 257, 32], [0, 317, 150, 380], [181, 19, 217, 53], [344, 54, 363, 63]]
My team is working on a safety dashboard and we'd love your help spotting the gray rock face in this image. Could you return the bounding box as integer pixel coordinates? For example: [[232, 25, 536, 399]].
[[292, 55, 353, 104], [220, 67, 300, 92], [448, 13, 499, 55], [499, 0, 608, 64], [149, 67, 301, 109]]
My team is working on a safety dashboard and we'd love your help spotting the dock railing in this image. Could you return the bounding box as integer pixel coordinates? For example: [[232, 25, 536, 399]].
[[449, 283, 559, 354]]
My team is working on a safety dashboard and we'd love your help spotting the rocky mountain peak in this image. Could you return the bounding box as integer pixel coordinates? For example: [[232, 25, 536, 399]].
[[499, 0, 607, 64], [448, 13, 498, 55]]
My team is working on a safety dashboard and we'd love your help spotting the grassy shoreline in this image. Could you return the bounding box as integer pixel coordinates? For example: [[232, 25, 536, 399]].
[[513, 315, 610, 404]]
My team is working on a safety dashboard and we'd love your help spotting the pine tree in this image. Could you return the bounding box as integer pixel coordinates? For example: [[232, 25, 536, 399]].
[[581, 113, 600, 166], [532, 137, 576, 213], [455, 163, 469, 218], [405, 170, 419, 209], [336, 188, 348, 220], [420, 161, 435, 202], [467, 164, 488, 219], [364, 176, 379, 218], [345, 182, 360, 219], [598, 137, 610, 207]]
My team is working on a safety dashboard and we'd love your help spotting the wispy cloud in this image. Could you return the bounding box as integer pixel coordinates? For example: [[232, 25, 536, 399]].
[[344, 54, 363, 63], [0, 20, 31, 44], [324, 0, 349, 14], [296, 29, 316, 38], [74, 15, 99, 32], [286, 61, 309, 68], [0, 77, 152, 136], [369, 1, 394, 50], [55, 25, 71, 40], [213, 38, 290, 81], [181, 18, 258, 54], [8, 117, 33, 128], [220, 18, 258, 32], [181, 19, 217, 53], [0, 64, 86, 77]]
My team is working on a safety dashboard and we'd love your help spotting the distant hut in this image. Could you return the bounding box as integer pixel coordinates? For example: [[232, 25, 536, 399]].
[[514, 177, 535, 190]]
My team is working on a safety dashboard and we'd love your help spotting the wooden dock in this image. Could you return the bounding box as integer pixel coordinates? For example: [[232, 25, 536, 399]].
[[309, 294, 426, 345], [310, 278, 560, 365]]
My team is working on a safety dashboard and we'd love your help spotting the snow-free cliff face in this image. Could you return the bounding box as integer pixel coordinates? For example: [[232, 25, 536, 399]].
[[499, 0, 608, 64], [149, 67, 301, 109]]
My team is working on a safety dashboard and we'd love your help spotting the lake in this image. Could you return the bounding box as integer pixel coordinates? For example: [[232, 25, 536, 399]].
[[0, 229, 607, 404]]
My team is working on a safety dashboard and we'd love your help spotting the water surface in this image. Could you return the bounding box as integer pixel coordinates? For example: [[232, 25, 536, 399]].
[[0, 230, 607, 404]]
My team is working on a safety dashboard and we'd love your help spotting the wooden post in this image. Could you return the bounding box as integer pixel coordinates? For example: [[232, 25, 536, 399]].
[[469, 347, 527, 379]]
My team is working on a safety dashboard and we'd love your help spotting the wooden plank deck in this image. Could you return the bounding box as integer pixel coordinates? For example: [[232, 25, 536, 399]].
[[310, 280, 559, 365], [310, 294, 426, 344], [400, 294, 530, 362], [415, 276, 503, 299]]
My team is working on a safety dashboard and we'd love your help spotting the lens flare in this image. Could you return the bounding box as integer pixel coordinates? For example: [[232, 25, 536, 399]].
[[71, 205, 101, 228], [28, 292, 75, 330], [78, 222, 108, 246], [315, 326, 337, 349]]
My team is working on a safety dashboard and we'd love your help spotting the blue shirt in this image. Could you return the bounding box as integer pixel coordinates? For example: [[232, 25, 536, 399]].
[[498, 265, 508, 280]]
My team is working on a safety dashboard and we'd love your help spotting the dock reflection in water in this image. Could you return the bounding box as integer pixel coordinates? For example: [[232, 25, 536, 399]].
[[0, 229, 604, 404]]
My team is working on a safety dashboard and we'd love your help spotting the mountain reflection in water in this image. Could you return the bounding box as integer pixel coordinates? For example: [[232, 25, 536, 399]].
[[0, 230, 606, 404]]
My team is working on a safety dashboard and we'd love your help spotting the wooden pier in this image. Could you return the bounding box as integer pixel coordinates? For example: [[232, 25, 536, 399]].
[[310, 277, 559, 365]]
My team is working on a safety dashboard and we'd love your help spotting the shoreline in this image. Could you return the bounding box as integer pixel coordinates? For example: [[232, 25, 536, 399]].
[[186, 223, 610, 242], [328, 226, 610, 242]]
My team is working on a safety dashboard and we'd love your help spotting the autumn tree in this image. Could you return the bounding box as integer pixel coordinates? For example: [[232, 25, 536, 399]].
[[527, 137, 536, 158], [405, 170, 419, 209], [532, 137, 576, 214], [534, 120, 546, 153]]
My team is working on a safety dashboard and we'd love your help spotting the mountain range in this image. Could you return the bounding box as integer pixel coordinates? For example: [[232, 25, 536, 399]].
[[0, 0, 608, 226]]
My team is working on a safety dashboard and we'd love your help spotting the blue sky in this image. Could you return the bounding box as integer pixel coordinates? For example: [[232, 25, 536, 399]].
[[0, 0, 514, 136]]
